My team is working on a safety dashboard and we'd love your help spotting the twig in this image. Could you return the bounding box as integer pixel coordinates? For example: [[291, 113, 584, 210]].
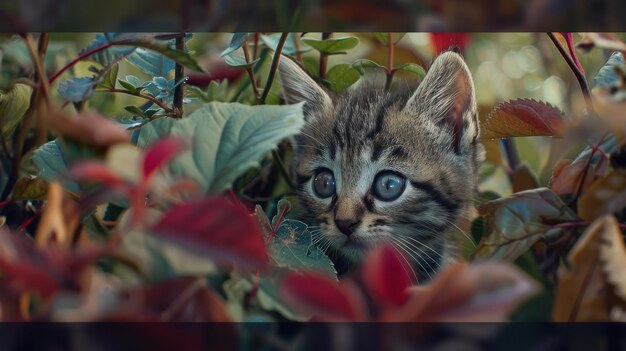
[[48, 42, 113, 84], [272, 149, 296, 189], [318, 32, 332, 79], [385, 32, 395, 91], [242, 40, 261, 103], [260, 32, 289, 105], [501, 138, 521, 182], [173, 34, 185, 118], [547, 33, 595, 116], [94, 88, 173, 113]]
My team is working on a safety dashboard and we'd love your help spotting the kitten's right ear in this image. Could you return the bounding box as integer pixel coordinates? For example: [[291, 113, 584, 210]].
[[278, 55, 332, 108]]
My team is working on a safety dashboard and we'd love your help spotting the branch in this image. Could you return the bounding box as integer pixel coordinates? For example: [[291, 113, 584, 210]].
[[242, 40, 261, 103], [95, 88, 174, 113], [272, 149, 296, 189], [547, 33, 595, 116], [172, 34, 185, 118], [385, 32, 396, 91], [48, 42, 113, 84], [318, 32, 332, 79], [260, 32, 289, 105]]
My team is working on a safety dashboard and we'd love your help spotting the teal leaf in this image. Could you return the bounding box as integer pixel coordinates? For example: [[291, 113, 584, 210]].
[[394, 63, 427, 80], [58, 76, 99, 102], [261, 33, 311, 56], [302, 36, 359, 55], [80, 33, 136, 66], [324, 64, 360, 93], [126, 47, 176, 77], [351, 59, 385, 75], [594, 52, 625, 89], [269, 219, 337, 277], [32, 140, 81, 194], [137, 102, 305, 193], [96, 63, 119, 90], [223, 53, 260, 68], [221, 33, 250, 57]]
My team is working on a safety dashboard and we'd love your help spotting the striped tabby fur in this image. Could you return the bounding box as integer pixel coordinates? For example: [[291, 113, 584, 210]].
[[279, 51, 485, 281]]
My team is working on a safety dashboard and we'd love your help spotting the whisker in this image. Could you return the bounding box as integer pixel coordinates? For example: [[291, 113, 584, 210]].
[[395, 234, 445, 262], [390, 236, 432, 281]]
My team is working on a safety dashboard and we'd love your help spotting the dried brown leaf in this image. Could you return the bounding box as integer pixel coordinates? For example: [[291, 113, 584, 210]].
[[553, 215, 626, 321], [512, 163, 539, 193], [579, 169, 626, 221], [550, 157, 608, 196], [480, 99, 565, 140]]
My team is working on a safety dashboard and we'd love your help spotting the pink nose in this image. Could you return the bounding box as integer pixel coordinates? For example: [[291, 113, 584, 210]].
[[334, 218, 360, 236]]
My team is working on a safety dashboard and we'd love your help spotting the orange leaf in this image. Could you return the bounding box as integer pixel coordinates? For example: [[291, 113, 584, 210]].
[[579, 169, 626, 221]]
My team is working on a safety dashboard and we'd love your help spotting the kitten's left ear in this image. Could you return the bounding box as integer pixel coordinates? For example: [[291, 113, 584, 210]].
[[404, 51, 479, 153]]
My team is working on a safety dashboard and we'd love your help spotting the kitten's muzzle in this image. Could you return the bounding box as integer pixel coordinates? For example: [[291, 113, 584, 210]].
[[334, 218, 360, 236]]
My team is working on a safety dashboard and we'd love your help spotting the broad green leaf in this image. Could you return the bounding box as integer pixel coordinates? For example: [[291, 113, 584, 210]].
[[79, 33, 136, 66], [124, 105, 149, 118], [223, 53, 259, 68], [137, 102, 305, 193], [373, 33, 406, 46], [324, 64, 360, 93], [269, 219, 337, 277], [301, 36, 359, 55], [480, 99, 566, 139], [186, 80, 229, 103], [351, 59, 385, 75], [221, 33, 250, 57], [472, 188, 578, 261], [32, 140, 81, 194], [0, 83, 31, 139], [394, 63, 426, 80]]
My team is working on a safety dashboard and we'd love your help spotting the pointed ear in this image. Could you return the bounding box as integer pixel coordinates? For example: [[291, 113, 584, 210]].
[[278, 55, 332, 109], [404, 51, 479, 153]]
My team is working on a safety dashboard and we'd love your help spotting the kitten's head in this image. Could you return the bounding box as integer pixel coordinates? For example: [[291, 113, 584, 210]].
[[279, 52, 484, 278]]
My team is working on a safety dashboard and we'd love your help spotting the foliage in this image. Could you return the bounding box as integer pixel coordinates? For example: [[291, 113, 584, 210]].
[[0, 32, 626, 347]]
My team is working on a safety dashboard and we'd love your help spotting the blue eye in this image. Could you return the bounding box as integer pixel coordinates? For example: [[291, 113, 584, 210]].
[[312, 169, 335, 198], [373, 171, 406, 201]]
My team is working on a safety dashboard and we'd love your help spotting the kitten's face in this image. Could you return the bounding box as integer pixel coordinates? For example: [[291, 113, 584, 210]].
[[279, 52, 484, 278]]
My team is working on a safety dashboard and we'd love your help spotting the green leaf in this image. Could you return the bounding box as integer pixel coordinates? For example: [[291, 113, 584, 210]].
[[301, 36, 359, 55], [269, 219, 337, 277], [124, 105, 149, 118], [373, 33, 406, 46], [97, 63, 119, 90], [186, 80, 229, 103], [221, 33, 250, 57], [472, 188, 578, 261], [394, 63, 426, 80], [351, 59, 385, 75], [324, 64, 360, 93], [117, 78, 141, 94], [11, 176, 48, 200], [126, 47, 176, 77], [223, 53, 259, 68], [137, 102, 305, 193], [0, 83, 32, 140]]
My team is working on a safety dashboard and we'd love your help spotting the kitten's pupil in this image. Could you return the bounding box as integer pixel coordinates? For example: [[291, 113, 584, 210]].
[[373, 171, 406, 201], [313, 169, 335, 198]]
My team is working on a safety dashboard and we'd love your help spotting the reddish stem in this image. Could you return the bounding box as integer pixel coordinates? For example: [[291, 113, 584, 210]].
[[244, 270, 260, 309], [48, 42, 113, 84], [267, 203, 289, 244]]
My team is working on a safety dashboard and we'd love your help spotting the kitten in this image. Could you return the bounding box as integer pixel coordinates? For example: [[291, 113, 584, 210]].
[[278, 51, 485, 282]]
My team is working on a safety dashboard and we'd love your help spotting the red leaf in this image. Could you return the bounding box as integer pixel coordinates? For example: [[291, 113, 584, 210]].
[[150, 197, 268, 270], [362, 245, 413, 306], [430, 33, 470, 55], [142, 137, 187, 181], [481, 99, 565, 139], [71, 162, 126, 188], [279, 273, 367, 322]]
